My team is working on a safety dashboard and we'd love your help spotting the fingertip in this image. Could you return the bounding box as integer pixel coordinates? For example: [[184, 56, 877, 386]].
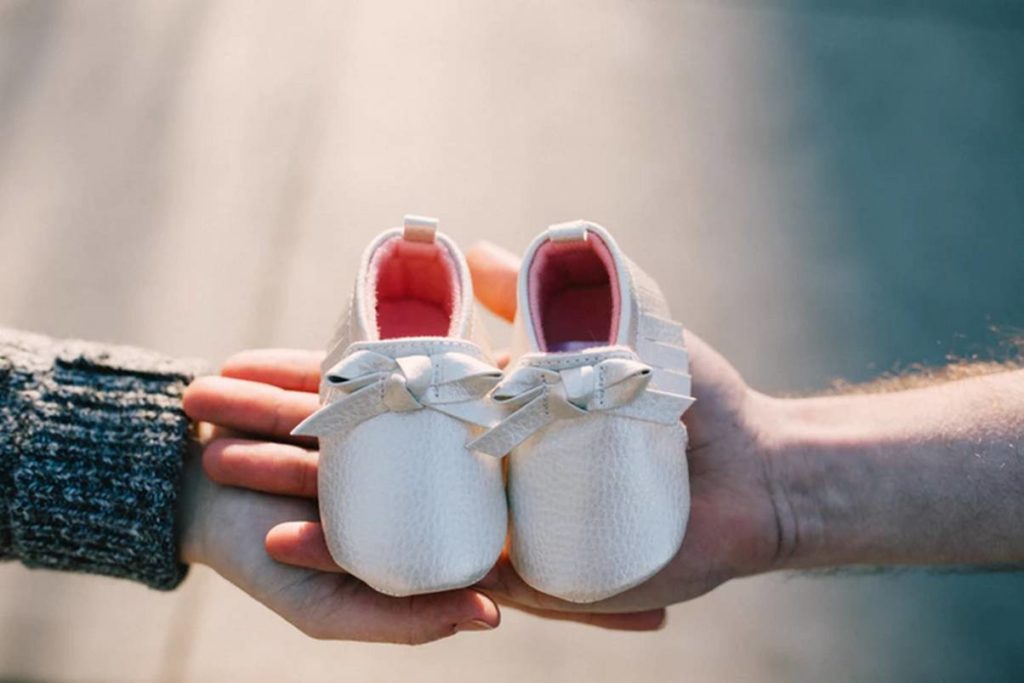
[[449, 591, 501, 635], [466, 241, 519, 323], [265, 520, 306, 556], [182, 376, 220, 421], [468, 590, 502, 629], [265, 521, 342, 573], [264, 522, 291, 557]]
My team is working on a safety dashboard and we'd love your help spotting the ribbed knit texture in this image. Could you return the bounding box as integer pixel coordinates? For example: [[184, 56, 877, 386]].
[[0, 328, 201, 590]]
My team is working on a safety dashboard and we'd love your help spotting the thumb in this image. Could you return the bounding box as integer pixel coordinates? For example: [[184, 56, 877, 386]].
[[466, 241, 519, 323]]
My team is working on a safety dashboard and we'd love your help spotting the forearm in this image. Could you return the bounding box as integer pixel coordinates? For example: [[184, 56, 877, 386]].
[[766, 369, 1024, 569]]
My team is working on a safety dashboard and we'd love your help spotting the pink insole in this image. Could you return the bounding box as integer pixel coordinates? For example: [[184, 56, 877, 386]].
[[529, 234, 620, 351], [372, 238, 458, 339], [543, 285, 613, 351], [377, 300, 451, 338]]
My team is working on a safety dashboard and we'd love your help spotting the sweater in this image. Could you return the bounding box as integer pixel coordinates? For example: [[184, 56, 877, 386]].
[[0, 328, 201, 590]]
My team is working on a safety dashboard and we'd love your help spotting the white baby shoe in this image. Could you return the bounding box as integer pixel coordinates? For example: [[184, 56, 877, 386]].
[[293, 216, 507, 597], [470, 220, 695, 603]]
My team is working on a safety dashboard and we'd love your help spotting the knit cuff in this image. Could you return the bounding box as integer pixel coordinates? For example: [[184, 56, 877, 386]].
[[0, 329, 203, 590], [0, 354, 15, 554]]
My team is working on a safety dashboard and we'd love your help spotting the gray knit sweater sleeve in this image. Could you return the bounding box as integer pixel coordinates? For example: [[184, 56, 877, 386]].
[[0, 328, 202, 590]]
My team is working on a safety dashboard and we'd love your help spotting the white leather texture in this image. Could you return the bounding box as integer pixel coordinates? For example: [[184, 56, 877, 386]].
[[506, 220, 694, 603], [508, 411, 689, 603], [295, 225, 508, 597], [317, 408, 506, 597]]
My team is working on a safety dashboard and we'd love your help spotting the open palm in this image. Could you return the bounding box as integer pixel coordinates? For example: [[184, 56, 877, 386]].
[[179, 437, 502, 644]]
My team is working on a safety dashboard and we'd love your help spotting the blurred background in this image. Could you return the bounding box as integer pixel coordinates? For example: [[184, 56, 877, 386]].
[[1, 0, 1023, 680]]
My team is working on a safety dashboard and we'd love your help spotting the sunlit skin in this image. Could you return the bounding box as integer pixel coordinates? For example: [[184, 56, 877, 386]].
[[182, 242, 1024, 644]]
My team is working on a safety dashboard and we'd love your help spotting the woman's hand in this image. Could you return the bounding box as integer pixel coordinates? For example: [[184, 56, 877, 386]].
[[175, 414, 503, 645]]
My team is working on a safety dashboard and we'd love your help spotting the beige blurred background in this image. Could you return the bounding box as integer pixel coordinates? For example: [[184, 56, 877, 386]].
[[1, 1, 1023, 680]]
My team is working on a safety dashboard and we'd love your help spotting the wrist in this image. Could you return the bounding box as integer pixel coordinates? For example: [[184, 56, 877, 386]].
[[178, 439, 209, 566], [711, 388, 814, 578], [757, 394, 864, 571]]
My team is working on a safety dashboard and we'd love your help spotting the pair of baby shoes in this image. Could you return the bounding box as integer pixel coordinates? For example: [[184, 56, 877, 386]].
[[293, 216, 694, 603]]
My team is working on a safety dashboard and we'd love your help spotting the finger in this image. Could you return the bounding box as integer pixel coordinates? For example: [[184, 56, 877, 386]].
[[676, 329, 742, 451], [579, 608, 666, 631], [183, 376, 320, 443], [261, 523, 656, 638], [265, 521, 342, 573], [495, 350, 511, 369], [204, 439, 319, 498], [477, 558, 666, 614], [265, 524, 665, 631], [496, 600, 666, 631], [467, 241, 519, 323], [294, 580, 502, 643], [196, 422, 247, 443], [221, 349, 324, 393], [266, 525, 505, 641]]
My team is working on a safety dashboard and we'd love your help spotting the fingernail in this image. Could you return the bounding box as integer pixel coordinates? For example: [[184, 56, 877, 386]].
[[456, 619, 496, 632]]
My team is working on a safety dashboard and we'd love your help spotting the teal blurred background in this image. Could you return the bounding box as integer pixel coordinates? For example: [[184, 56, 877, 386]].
[[0, 1, 1022, 680]]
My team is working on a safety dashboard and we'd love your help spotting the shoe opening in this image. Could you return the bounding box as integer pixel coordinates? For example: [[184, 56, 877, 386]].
[[370, 236, 459, 339], [528, 232, 621, 352]]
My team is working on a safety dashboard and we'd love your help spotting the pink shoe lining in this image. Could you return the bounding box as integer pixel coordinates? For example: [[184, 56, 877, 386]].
[[370, 237, 460, 339], [528, 232, 620, 352]]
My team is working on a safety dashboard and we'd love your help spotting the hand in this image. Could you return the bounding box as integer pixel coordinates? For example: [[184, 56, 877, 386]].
[[465, 242, 786, 613], [178, 381, 501, 645], [466, 243, 1024, 597], [182, 240, 788, 625]]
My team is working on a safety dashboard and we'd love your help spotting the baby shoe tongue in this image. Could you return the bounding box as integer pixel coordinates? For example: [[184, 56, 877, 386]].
[[549, 340, 604, 352]]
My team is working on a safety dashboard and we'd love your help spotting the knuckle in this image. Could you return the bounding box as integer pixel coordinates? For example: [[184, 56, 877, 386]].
[[296, 454, 319, 496], [271, 396, 289, 436]]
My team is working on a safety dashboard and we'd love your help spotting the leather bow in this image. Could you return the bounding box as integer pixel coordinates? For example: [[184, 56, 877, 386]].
[[291, 349, 503, 438], [467, 355, 694, 456]]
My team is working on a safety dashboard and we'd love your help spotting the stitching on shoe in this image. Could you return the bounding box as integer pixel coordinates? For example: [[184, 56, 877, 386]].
[[432, 355, 442, 398], [520, 348, 634, 370], [345, 339, 488, 359]]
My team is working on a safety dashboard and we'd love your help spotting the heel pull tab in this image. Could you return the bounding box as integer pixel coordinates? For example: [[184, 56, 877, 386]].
[[547, 220, 590, 243], [403, 215, 438, 243]]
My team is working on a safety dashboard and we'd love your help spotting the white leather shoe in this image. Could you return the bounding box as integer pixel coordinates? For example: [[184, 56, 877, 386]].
[[470, 220, 695, 603], [292, 216, 507, 597]]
